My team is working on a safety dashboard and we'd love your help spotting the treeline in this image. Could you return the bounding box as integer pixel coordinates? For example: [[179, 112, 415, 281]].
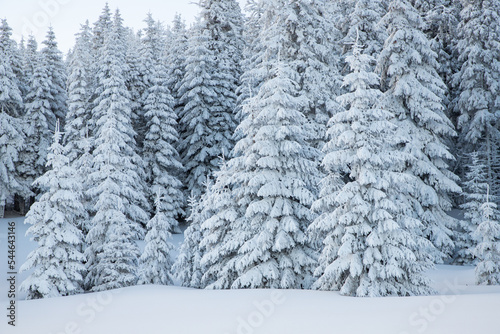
[[0, 0, 498, 299]]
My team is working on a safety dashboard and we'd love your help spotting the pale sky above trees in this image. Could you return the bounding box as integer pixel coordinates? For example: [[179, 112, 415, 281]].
[[3, 0, 246, 53]]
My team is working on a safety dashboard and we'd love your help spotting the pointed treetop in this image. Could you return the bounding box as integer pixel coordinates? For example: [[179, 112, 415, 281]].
[[27, 34, 37, 51], [0, 18, 14, 53], [114, 8, 124, 27], [172, 13, 185, 31], [42, 26, 58, 49], [99, 2, 112, 20]]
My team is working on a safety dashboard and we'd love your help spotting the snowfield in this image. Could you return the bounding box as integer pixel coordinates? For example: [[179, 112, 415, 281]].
[[1, 214, 500, 334]]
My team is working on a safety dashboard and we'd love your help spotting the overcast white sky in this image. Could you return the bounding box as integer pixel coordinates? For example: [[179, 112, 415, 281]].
[[3, 0, 246, 54]]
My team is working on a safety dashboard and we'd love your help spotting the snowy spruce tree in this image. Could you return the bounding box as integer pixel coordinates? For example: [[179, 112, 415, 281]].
[[377, 0, 461, 262], [473, 188, 500, 285], [227, 0, 322, 286], [85, 12, 148, 292], [412, 1, 462, 177], [88, 4, 113, 113], [292, 0, 343, 152], [456, 152, 490, 264], [20, 121, 86, 299], [142, 62, 184, 230], [177, 26, 217, 200], [73, 131, 94, 235], [235, 1, 264, 129], [41, 27, 68, 124], [453, 0, 500, 199], [310, 40, 434, 296], [0, 19, 24, 103], [177, 0, 243, 200], [200, 0, 325, 290], [166, 14, 188, 120], [412, 0, 460, 102], [199, 158, 245, 288], [125, 28, 146, 147], [21, 35, 39, 101], [342, 0, 387, 59], [239, 0, 341, 152], [141, 13, 165, 64], [173, 187, 213, 288], [18, 53, 55, 192], [91, 3, 113, 52], [138, 190, 175, 286], [230, 59, 318, 289], [0, 39, 26, 212], [134, 14, 167, 151], [64, 22, 93, 164]]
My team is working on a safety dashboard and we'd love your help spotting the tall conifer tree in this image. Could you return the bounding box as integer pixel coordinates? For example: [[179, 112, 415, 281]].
[[85, 11, 148, 292], [41, 27, 68, 125], [177, 0, 244, 200], [453, 0, 500, 199], [20, 122, 86, 299], [377, 0, 461, 262]]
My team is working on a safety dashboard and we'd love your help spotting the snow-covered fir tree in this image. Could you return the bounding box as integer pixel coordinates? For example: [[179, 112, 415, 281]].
[[0, 110, 25, 214], [342, 0, 387, 58], [166, 14, 188, 121], [230, 58, 319, 289], [64, 22, 93, 164], [173, 188, 213, 288], [85, 12, 148, 292], [88, 4, 113, 115], [177, 0, 243, 200], [310, 40, 434, 296], [138, 190, 175, 286], [20, 121, 86, 299], [134, 14, 168, 152], [21, 35, 39, 102], [453, 0, 500, 200], [125, 27, 146, 148], [142, 62, 184, 230], [177, 26, 217, 200], [200, 0, 325, 290], [412, 0, 460, 100], [457, 151, 490, 264], [239, 0, 341, 152], [41, 27, 68, 124], [0, 19, 24, 119], [473, 188, 500, 285], [0, 42, 26, 212], [235, 0, 264, 129], [377, 0, 461, 262], [0, 19, 25, 103], [412, 1, 462, 181], [91, 3, 113, 52], [200, 0, 244, 139], [141, 13, 165, 64], [200, 158, 244, 288], [73, 130, 94, 235], [292, 0, 343, 152], [18, 53, 55, 192]]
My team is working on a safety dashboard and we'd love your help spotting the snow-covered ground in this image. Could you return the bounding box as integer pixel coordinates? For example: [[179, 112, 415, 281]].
[[1, 214, 500, 334]]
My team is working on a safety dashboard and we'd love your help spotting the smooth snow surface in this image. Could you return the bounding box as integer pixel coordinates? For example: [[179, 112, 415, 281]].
[[1, 214, 500, 334]]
